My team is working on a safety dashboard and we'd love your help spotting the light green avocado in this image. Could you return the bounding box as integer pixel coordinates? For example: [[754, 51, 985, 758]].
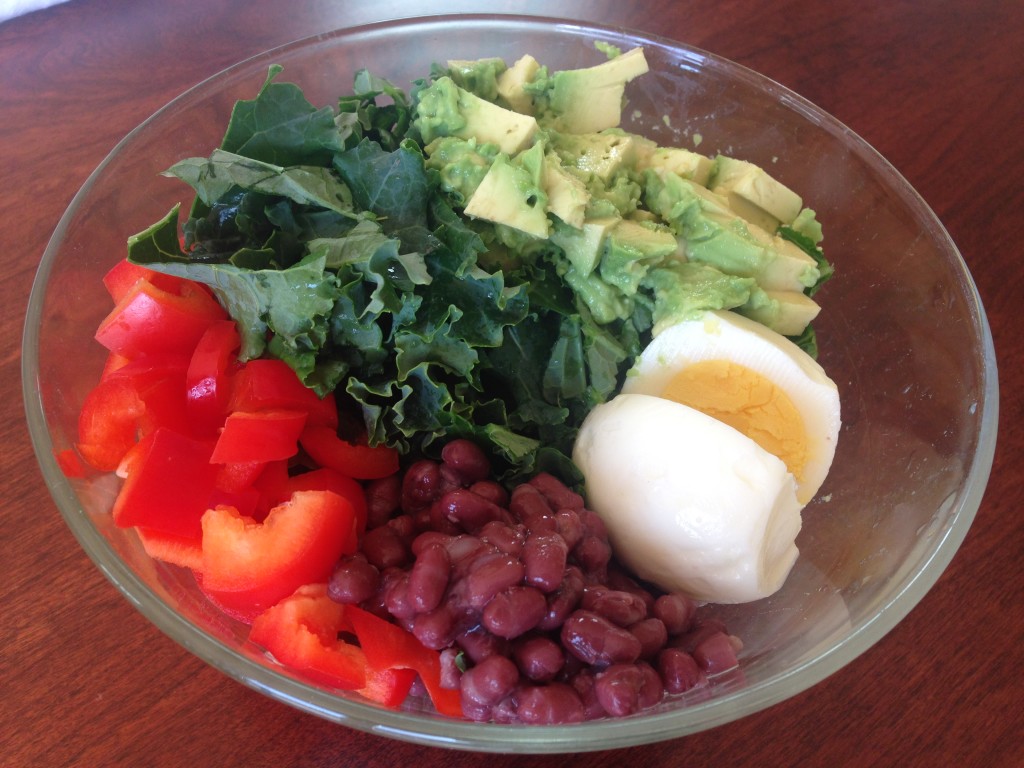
[[546, 47, 649, 133], [640, 146, 714, 186], [738, 286, 822, 336], [550, 216, 619, 277], [599, 219, 680, 294], [446, 57, 507, 100], [496, 54, 541, 114], [557, 260, 635, 324], [709, 155, 803, 229], [463, 150, 549, 238], [644, 170, 820, 292], [414, 76, 538, 155], [542, 152, 590, 228], [641, 262, 756, 336], [548, 130, 639, 182], [423, 136, 499, 204]]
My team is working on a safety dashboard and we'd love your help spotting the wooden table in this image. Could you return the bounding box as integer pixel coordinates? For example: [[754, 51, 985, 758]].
[[3, 1, 1020, 765]]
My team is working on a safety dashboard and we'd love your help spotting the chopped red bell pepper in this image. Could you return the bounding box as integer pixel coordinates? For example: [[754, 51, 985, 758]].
[[248, 583, 417, 706], [209, 409, 308, 464], [346, 604, 464, 717], [299, 424, 400, 480], [111, 427, 219, 541], [285, 467, 368, 534], [77, 354, 191, 471], [228, 358, 338, 428], [199, 490, 359, 621], [95, 277, 227, 359], [102, 259, 192, 303], [185, 319, 241, 436], [55, 448, 87, 479], [136, 527, 204, 571]]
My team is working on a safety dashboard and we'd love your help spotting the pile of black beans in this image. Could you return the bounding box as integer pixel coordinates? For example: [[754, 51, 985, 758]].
[[328, 439, 741, 724]]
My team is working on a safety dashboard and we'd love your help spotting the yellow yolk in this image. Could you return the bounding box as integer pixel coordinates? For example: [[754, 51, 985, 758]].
[[659, 360, 809, 488]]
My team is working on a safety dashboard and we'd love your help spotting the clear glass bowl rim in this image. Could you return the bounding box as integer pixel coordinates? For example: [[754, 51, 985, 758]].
[[21, 13, 999, 754]]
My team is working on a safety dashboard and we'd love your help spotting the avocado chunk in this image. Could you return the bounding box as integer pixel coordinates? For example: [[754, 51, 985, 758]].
[[599, 219, 680, 294], [543, 152, 591, 228], [464, 152, 549, 238], [423, 136, 499, 204], [549, 130, 640, 182], [546, 47, 649, 133], [641, 262, 755, 336], [414, 76, 539, 155], [551, 217, 619, 277], [709, 155, 804, 229], [497, 54, 541, 113], [739, 287, 821, 336], [641, 146, 715, 186], [446, 57, 507, 100], [644, 170, 820, 292]]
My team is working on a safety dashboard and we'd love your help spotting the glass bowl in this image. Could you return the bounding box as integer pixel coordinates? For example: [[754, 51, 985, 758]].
[[22, 14, 998, 754]]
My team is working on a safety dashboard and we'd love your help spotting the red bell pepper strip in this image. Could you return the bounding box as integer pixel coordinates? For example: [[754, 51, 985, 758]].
[[285, 467, 368, 534], [77, 354, 191, 471], [199, 490, 359, 621], [55, 448, 87, 479], [95, 277, 227, 359], [111, 427, 219, 541], [299, 425, 400, 480], [209, 409, 308, 464], [185, 319, 241, 436], [248, 584, 369, 690], [346, 604, 465, 718], [136, 527, 204, 571], [228, 358, 338, 429], [102, 259, 192, 303], [248, 583, 417, 706]]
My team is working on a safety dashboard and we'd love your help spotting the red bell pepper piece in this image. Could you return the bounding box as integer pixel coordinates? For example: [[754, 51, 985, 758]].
[[285, 467, 368, 534], [102, 259, 192, 303], [185, 319, 241, 436], [95, 277, 227, 359], [228, 358, 338, 428], [209, 409, 308, 464], [346, 604, 464, 718], [199, 490, 359, 621], [299, 425, 400, 481], [136, 527, 204, 571], [55, 448, 87, 479], [249, 584, 368, 689], [77, 354, 192, 470], [111, 427, 219, 541], [248, 583, 417, 706]]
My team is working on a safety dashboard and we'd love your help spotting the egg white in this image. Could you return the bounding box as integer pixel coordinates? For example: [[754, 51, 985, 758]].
[[622, 310, 840, 505], [572, 393, 803, 603]]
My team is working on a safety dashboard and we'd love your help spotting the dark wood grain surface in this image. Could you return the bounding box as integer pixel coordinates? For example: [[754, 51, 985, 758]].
[[2, 1, 1021, 766]]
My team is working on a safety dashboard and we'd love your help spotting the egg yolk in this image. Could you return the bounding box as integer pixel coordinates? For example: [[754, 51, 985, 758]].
[[660, 360, 808, 486]]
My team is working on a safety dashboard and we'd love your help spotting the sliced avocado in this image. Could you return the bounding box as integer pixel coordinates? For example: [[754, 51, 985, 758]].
[[550, 216, 619, 277], [549, 130, 639, 182], [414, 76, 538, 155], [446, 57, 507, 100], [558, 260, 635, 324], [599, 219, 680, 294], [644, 171, 820, 293], [641, 262, 755, 336], [709, 155, 803, 228], [546, 47, 649, 133], [496, 54, 541, 114], [738, 287, 821, 336], [423, 136, 499, 204], [543, 152, 590, 228], [641, 147, 715, 186], [464, 152, 549, 238]]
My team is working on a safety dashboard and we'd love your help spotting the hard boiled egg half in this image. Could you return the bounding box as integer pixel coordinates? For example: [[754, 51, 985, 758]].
[[572, 310, 840, 603]]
